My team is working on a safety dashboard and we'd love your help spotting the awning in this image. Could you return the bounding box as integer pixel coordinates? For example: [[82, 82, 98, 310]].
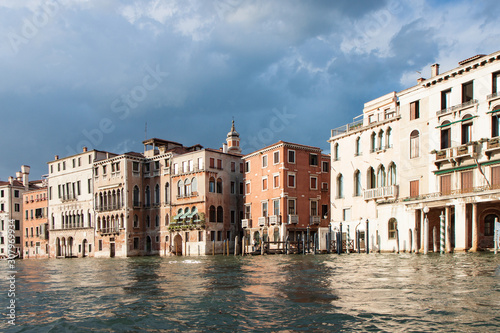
[[436, 116, 477, 128], [434, 164, 477, 175], [487, 108, 500, 114]]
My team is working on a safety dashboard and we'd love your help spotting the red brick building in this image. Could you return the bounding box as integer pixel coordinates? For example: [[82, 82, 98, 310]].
[[242, 141, 330, 252]]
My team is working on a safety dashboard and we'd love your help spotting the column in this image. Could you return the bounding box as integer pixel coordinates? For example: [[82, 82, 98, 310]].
[[454, 202, 467, 251], [471, 203, 478, 252], [420, 209, 425, 252], [446, 206, 452, 253]]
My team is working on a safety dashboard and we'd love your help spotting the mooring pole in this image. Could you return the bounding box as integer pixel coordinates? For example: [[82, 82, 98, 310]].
[[346, 225, 350, 254], [365, 219, 369, 254], [409, 229, 413, 253], [440, 212, 445, 254], [433, 226, 437, 253], [396, 228, 400, 254]]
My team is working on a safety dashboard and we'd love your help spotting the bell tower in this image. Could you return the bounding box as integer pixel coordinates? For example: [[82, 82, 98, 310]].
[[226, 119, 241, 154]]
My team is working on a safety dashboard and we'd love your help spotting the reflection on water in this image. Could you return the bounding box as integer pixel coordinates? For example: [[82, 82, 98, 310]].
[[1, 253, 499, 332]]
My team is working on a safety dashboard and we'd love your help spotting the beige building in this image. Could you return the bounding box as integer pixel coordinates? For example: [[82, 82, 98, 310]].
[[329, 50, 500, 253]]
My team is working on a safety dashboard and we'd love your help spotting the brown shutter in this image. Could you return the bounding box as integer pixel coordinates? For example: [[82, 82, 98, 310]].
[[440, 175, 451, 195], [461, 171, 473, 193], [410, 180, 419, 197], [492, 166, 500, 187]]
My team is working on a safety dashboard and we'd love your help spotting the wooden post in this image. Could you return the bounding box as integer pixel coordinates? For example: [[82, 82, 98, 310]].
[[396, 228, 400, 254], [212, 239, 215, 255], [234, 236, 238, 256], [227, 239, 230, 256], [408, 229, 413, 253], [433, 226, 437, 253]]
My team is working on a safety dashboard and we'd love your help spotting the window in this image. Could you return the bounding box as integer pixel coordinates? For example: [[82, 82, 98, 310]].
[[354, 170, 362, 196], [377, 166, 386, 188], [333, 144, 339, 161], [245, 161, 250, 173], [461, 171, 473, 193], [410, 180, 419, 198], [198, 158, 203, 170], [216, 178, 222, 193], [462, 81, 473, 103], [209, 177, 215, 193], [261, 202, 268, 217], [262, 177, 268, 191], [386, 128, 392, 148], [492, 111, 500, 138], [244, 205, 251, 219], [102, 165, 107, 175], [322, 161, 329, 173], [210, 158, 215, 168], [133, 186, 140, 206], [273, 200, 280, 216], [370, 132, 376, 152], [14, 204, 19, 212], [155, 184, 160, 204], [165, 183, 170, 203], [230, 181, 235, 194], [273, 151, 280, 164], [209, 206, 216, 222], [173, 163, 179, 174], [441, 89, 451, 110], [322, 205, 328, 219], [484, 214, 497, 236], [262, 155, 268, 168], [493, 71, 500, 94], [231, 162, 235, 172], [99, 240, 102, 251], [288, 173, 296, 188], [288, 199, 296, 215], [410, 101, 420, 120], [410, 130, 419, 158], [133, 237, 139, 250], [239, 182, 244, 195], [310, 154, 318, 166], [441, 122, 451, 149], [145, 186, 151, 207], [310, 176, 317, 190], [14, 190, 19, 198], [336, 174, 344, 198], [461, 114, 473, 144], [342, 208, 351, 222], [367, 167, 376, 189], [388, 163, 397, 186], [355, 137, 361, 156], [441, 174, 451, 195], [133, 162, 139, 172], [245, 182, 251, 195], [288, 150, 295, 163], [217, 206, 223, 222], [184, 179, 191, 196], [239, 163, 244, 173], [155, 215, 159, 227], [217, 159, 222, 170], [378, 130, 384, 150], [15, 220, 20, 230], [492, 166, 500, 187], [310, 201, 318, 216], [273, 175, 279, 188], [388, 218, 397, 239]]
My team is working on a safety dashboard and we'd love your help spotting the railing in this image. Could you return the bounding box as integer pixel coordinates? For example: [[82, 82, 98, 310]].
[[364, 185, 398, 200], [96, 203, 124, 212], [487, 91, 500, 100], [436, 99, 478, 116], [331, 118, 364, 137], [241, 219, 250, 228], [258, 217, 267, 227], [133, 201, 141, 208], [487, 137, 500, 149], [98, 227, 120, 234], [61, 193, 76, 201], [434, 143, 477, 160], [310, 216, 321, 224], [269, 215, 280, 225], [288, 215, 299, 224]]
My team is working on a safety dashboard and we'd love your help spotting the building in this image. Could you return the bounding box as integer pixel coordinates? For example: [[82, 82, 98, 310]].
[[47, 148, 115, 258], [93, 121, 244, 257], [22, 183, 49, 259], [242, 141, 330, 253], [0, 165, 32, 257], [329, 50, 500, 253]]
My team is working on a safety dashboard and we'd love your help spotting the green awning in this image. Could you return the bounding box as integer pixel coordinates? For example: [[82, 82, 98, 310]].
[[185, 210, 197, 219], [487, 108, 500, 114], [434, 164, 477, 175], [436, 116, 477, 128]]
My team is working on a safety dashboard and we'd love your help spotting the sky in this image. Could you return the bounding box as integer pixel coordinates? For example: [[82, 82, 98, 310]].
[[1, 0, 500, 180]]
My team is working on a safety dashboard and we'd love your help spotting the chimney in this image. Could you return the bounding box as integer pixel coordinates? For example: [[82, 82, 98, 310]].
[[55, 155, 59, 160], [222, 143, 228, 153], [83, 146, 88, 152], [431, 63, 439, 77], [16, 171, 22, 181], [8, 176, 13, 185], [417, 77, 426, 84], [21, 165, 30, 188]]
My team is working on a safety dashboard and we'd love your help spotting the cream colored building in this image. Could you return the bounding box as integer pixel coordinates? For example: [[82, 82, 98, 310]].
[[329, 50, 500, 253]]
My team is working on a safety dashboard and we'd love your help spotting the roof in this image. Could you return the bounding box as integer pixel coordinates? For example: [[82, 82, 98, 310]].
[[243, 140, 322, 159]]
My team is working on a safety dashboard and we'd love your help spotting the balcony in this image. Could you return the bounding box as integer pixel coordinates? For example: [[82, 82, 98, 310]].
[[96, 203, 124, 212], [133, 201, 141, 208], [310, 216, 321, 224], [485, 137, 500, 159], [287, 215, 299, 224], [241, 219, 250, 228], [487, 91, 500, 100], [434, 142, 478, 167], [436, 99, 478, 117], [258, 217, 267, 227], [61, 193, 76, 202], [269, 215, 280, 225], [98, 227, 120, 235], [364, 185, 399, 200]]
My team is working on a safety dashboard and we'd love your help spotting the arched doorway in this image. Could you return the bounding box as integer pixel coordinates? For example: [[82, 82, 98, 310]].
[[82, 239, 88, 257], [173, 234, 183, 255], [56, 238, 61, 257], [146, 236, 152, 253], [67, 237, 73, 257], [61, 237, 66, 257]]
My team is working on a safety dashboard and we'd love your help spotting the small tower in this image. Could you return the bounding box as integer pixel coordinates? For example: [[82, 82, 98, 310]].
[[226, 120, 241, 154]]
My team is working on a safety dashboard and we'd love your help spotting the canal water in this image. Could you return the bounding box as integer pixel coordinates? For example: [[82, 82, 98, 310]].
[[1, 253, 499, 332]]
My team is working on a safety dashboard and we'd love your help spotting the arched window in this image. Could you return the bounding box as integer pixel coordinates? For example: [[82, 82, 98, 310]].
[[177, 180, 183, 197], [145, 186, 151, 207], [440, 121, 451, 149], [209, 205, 216, 222], [133, 214, 138, 228], [354, 170, 362, 197], [367, 167, 376, 189], [461, 114, 473, 144], [377, 165, 386, 188], [333, 143, 339, 161], [216, 178, 223, 194], [133, 186, 140, 206], [370, 132, 376, 152], [386, 127, 392, 148], [273, 227, 279, 242], [184, 178, 191, 196], [378, 130, 384, 150], [209, 177, 215, 193], [492, 106, 500, 137], [217, 206, 223, 222], [355, 137, 361, 156], [336, 174, 344, 198], [410, 130, 419, 158], [191, 177, 197, 193], [388, 163, 397, 186], [154, 184, 160, 204], [165, 214, 169, 226], [484, 214, 498, 236], [165, 182, 170, 203], [388, 218, 397, 239], [146, 215, 150, 228], [155, 215, 159, 227]]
